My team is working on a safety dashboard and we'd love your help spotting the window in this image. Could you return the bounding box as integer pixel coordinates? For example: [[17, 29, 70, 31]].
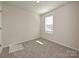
[[45, 16, 53, 33]]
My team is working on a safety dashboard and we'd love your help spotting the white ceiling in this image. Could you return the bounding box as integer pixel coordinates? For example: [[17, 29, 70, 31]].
[[5, 1, 69, 15]]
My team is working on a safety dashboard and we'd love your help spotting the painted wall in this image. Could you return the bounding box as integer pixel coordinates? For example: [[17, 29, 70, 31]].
[[40, 2, 79, 50], [0, 1, 2, 54], [0, 2, 2, 45], [2, 3, 40, 47]]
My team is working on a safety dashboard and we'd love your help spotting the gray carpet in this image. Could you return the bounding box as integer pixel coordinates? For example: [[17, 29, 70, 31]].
[[0, 38, 79, 58]]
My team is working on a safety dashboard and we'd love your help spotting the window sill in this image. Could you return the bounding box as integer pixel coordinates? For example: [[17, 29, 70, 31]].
[[45, 31, 53, 35]]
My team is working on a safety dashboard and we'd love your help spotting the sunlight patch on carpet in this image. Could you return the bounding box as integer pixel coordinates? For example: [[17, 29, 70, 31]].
[[9, 43, 24, 53]]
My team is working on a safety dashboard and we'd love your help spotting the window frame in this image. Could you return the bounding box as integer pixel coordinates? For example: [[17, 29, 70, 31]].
[[44, 15, 53, 34]]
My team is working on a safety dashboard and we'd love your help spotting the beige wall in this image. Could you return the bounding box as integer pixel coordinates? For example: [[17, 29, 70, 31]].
[[2, 3, 40, 47], [0, 2, 3, 54], [0, 2, 2, 45], [40, 2, 79, 51]]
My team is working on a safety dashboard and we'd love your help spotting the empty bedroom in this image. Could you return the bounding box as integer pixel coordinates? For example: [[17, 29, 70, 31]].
[[0, 1, 79, 58]]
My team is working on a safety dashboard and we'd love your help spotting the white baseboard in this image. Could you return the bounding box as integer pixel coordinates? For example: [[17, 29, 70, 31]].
[[2, 37, 40, 49], [41, 37, 79, 51]]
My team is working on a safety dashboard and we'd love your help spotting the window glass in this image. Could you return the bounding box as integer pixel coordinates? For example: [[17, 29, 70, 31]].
[[45, 16, 53, 33]]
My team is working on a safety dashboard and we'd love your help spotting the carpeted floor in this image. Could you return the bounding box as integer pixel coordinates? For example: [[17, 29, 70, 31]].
[[0, 38, 79, 58]]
